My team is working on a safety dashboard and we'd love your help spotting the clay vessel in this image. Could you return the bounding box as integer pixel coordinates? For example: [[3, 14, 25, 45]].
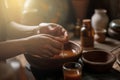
[[91, 9, 109, 42]]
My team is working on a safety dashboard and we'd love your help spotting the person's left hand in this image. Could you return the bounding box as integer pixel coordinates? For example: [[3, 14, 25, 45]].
[[38, 23, 68, 42]]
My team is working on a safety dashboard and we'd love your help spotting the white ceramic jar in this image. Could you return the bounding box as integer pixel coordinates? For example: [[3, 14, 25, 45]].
[[91, 9, 109, 42], [92, 9, 109, 32]]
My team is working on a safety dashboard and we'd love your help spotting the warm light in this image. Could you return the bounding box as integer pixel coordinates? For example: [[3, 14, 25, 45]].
[[2, 0, 25, 22]]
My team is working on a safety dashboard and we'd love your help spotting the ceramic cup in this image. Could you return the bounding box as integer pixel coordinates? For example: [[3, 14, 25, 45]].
[[63, 62, 82, 80]]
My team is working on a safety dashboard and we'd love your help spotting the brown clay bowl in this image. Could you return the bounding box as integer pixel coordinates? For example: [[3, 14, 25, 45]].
[[81, 50, 116, 73], [24, 41, 82, 71]]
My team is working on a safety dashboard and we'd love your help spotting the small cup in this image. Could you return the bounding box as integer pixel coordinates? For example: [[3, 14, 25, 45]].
[[63, 62, 82, 80]]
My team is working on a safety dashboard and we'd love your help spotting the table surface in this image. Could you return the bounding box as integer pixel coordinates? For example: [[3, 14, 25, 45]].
[[11, 37, 120, 80]]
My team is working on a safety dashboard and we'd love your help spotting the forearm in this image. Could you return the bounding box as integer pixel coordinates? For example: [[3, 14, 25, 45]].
[[0, 38, 26, 60], [6, 21, 38, 39]]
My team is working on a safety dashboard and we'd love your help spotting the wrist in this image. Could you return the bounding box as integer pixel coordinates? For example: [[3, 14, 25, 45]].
[[33, 26, 40, 35], [19, 39, 27, 55], [19, 38, 28, 54]]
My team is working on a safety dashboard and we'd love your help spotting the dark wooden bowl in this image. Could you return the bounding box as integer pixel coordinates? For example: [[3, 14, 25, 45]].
[[24, 41, 82, 71], [81, 50, 116, 73]]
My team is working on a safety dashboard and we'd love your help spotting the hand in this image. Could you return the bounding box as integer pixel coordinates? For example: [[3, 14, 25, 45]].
[[24, 34, 63, 58], [38, 23, 68, 42]]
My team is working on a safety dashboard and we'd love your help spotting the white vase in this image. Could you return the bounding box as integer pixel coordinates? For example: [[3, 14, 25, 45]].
[[91, 9, 109, 42], [91, 9, 109, 33]]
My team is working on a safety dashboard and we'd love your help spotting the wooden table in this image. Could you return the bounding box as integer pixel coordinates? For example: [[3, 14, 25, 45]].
[[10, 37, 120, 80]]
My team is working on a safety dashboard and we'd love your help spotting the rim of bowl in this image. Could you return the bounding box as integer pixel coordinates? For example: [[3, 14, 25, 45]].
[[81, 50, 116, 65], [50, 40, 83, 60]]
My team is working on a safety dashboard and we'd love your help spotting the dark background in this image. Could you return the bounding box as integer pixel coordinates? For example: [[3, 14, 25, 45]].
[[86, 0, 120, 21]]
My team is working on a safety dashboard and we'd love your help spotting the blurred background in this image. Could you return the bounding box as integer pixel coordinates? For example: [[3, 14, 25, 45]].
[[1, 0, 120, 25], [0, 0, 120, 39]]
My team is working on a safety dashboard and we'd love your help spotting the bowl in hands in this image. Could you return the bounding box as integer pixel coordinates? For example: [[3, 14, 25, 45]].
[[81, 50, 116, 73], [24, 41, 82, 71]]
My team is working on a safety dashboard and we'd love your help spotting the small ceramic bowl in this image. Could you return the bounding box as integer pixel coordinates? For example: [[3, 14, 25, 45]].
[[81, 50, 116, 73]]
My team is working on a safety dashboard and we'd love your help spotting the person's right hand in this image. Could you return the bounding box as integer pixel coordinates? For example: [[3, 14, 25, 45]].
[[24, 34, 63, 58]]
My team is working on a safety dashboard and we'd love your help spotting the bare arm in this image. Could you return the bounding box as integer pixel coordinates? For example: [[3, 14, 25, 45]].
[[6, 22, 68, 41], [6, 21, 38, 39], [0, 34, 64, 61], [0, 38, 26, 60]]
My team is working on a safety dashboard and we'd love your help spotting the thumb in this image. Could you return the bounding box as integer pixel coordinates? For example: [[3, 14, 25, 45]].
[[41, 34, 67, 43]]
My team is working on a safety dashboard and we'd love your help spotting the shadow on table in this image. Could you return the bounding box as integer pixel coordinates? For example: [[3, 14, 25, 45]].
[[27, 65, 120, 80], [83, 68, 120, 80], [28, 66, 63, 80]]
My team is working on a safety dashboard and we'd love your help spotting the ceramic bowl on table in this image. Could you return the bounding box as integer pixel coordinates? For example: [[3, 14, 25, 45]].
[[81, 50, 116, 73], [24, 41, 82, 71]]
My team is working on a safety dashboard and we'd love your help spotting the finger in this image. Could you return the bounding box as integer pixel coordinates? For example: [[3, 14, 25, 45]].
[[40, 54, 49, 58], [47, 45, 61, 55], [55, 27, 65, 36], [63, 31, 69, 42], [48, 23, 59, 27], [41, 34, 68, 44], [42, 45, 56, 57], [56, 27, 69, 42], [51, 41, 63, 50], [40, 34, 62, 42], [28, 52, 43, 58], [39, 51, 52, 58], [39, 23, 49, 27], [48, 23, 63, 30], [32, 54, 42, 58], [30, 49, 54, 58]]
